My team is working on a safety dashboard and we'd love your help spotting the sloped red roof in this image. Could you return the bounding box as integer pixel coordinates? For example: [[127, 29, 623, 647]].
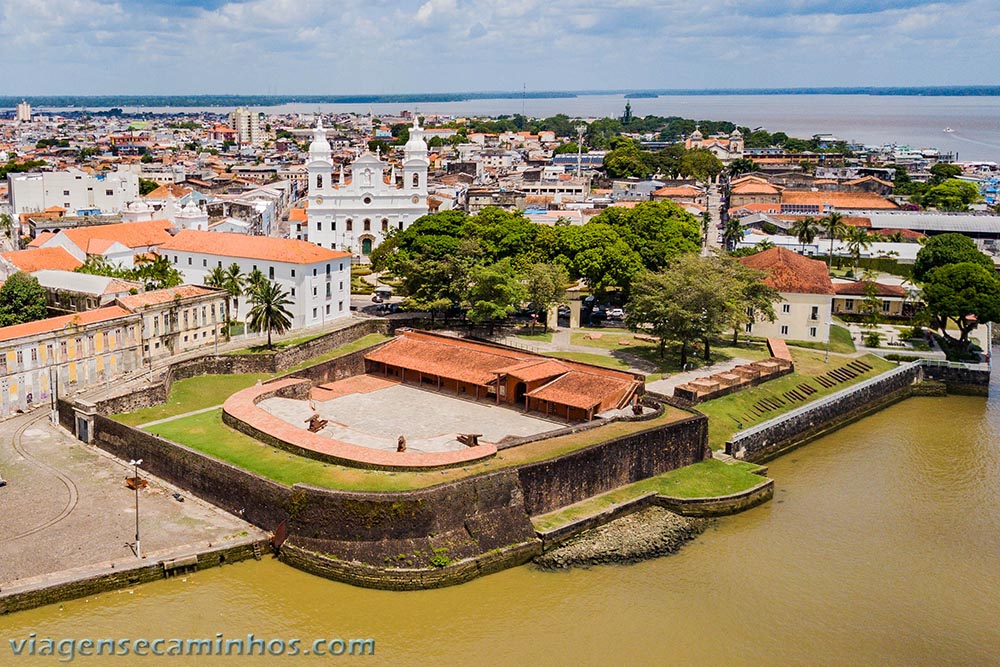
[[0, 306, 131, 343], [365, 330, 640, 411], [160, 229, 349, 264], [2, 247, 82, 273], [61, 220, 174, 252], [738, 247, 834, 295], [833, 281, 907, 297], [117, 285, 221, 311]]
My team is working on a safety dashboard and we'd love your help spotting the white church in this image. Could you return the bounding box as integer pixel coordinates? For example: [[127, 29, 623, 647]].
[[305, 117, 430, 257]]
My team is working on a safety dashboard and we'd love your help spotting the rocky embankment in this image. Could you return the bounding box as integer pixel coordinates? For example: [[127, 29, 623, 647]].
[[534, 507, 707, 569]]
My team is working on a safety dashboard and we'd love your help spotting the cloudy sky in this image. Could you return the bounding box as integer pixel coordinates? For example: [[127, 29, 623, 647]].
[[1, 0, 997, 95]]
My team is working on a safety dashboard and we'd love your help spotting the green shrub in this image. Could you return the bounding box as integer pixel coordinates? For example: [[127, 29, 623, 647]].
[[429, 547, 451, 568], [864, 331, 882, 348]]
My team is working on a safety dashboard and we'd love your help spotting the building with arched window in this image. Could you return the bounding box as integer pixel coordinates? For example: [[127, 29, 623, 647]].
[[305, 117, 429, 258]]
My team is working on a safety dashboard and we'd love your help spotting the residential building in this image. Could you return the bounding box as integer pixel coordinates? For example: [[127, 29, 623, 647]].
[[306, 117, 429, 257], [33, 270, 141, 313], [117, 285, 229, 361], [159, 229, 351, 329], [465, 188, 527, 213], [227, 107, 264, 146], [0, 247, 83, 278], [15, 100, 31, 122], [8, 167, 140, 219], [832, 281, 912, 319], [739, 247, 835, 343], [38, 220, 175, 269], [0, 306, 142, 419]]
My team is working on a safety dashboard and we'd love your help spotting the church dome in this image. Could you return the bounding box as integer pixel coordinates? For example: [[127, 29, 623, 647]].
[[403, 117, 428, 156], [730, 127, 743, 138], [309, 117, 331, 160], [691, 127, 703, 140]]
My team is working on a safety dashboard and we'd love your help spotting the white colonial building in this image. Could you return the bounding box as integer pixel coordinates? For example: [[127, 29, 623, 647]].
[[159, 230, 352, 330], [8, 167, 139, 218], [305, 117, 429, 257]]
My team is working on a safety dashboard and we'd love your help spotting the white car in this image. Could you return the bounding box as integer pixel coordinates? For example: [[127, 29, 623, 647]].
[[607, 307, 625, 319]]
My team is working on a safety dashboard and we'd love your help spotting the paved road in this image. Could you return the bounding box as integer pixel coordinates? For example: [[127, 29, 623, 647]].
[[0, 411, 262, 589]]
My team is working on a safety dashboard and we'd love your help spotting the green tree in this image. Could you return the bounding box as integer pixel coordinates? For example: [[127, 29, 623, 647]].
[[789, 216, 820, 252], [588, 200, 701, 272], [133, 254, 182, 290], [463, 258, 527, 333], [843, 226, 872, 273], [928, 163, 963, 185], [603, 140, 648, 178], [0, 272, 48, 326], [246, 280, 293, 349], [922, 262, 1000, 345], [524, 262, 569, 332], [553, 142, 586, 155], [138, 178, 160, 195], [820, 212, 848, 268], [722, 217, 744, 251], [0, 213, 13, 240], [246, 268, 267, 292], [728, 158, 757, 177], [917, 179, 981, 212], [625, 256, 724, 367], [221, 263, 245, 322], [913, 233, 995, 283], [679, 148, 724, 183]]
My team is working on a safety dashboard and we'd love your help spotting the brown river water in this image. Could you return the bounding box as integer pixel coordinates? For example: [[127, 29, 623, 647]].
[[2, 380, 999, 666]]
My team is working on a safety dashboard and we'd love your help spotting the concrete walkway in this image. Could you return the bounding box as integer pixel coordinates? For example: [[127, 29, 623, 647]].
[[645, 356, 758, 395], [137, 404, 224, 429], [0, 411, 264, 590]]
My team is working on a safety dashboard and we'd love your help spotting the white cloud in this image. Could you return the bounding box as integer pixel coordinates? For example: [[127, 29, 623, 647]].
[[0, 0, 996, 94]]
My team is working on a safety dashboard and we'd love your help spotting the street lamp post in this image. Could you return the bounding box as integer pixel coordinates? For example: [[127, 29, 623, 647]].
[[129, 458, 143, 559]]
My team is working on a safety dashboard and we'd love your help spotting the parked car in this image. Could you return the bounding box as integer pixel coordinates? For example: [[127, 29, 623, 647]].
[[607, 307, 625, 319]]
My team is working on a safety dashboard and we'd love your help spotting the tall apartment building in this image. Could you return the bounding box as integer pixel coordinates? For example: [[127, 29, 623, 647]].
[[15, 100, 31, 122], [227, 107, 264, 146]]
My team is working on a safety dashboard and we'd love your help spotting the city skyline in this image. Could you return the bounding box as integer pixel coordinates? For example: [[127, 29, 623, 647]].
[[2, 0, 998, 95]]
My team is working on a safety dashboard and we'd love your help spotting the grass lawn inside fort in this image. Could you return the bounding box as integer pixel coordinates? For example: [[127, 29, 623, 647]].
[[566, 331, 775, 375], [112, 333, 393, 427], [141, 404, 694, 492], [698, 352, 896, 450], [531, 458, 767, 532]]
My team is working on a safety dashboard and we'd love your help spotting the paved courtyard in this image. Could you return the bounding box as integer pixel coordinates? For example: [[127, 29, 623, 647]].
[[0, 412, 263, 590], [258, 378, 563, 453]]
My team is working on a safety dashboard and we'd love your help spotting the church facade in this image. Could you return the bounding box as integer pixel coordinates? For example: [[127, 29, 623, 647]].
[[306, 118, 430, 257]]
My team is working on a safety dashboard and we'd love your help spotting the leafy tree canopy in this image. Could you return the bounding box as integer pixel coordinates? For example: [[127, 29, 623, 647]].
[[0, 272, 48, 327], [922, 261, 1000, 343], [913, 233, 994, 283]]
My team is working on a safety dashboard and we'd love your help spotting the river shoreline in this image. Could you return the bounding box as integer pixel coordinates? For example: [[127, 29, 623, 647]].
[[534, 507, 706, 569]]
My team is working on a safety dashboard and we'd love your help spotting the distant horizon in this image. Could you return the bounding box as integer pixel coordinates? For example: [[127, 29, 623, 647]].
[[4, 86, 1000, 110]]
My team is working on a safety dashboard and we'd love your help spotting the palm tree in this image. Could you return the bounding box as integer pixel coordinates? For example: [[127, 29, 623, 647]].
[[820, 212, 848, 269], [221, 263, 245, 323], [134, 254, 182, 290], [204, 265, 227, 288], [722, 217, 744, 251], [844, 226, 872, 274], [246, 268, 267, 292], [789, 216, 819, 253], [246, 280, 293, 349]]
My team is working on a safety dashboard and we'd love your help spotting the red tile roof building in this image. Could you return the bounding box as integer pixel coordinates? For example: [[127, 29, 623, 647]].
[[365, 330, 643, 421], [738, 247, 835, 344]]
